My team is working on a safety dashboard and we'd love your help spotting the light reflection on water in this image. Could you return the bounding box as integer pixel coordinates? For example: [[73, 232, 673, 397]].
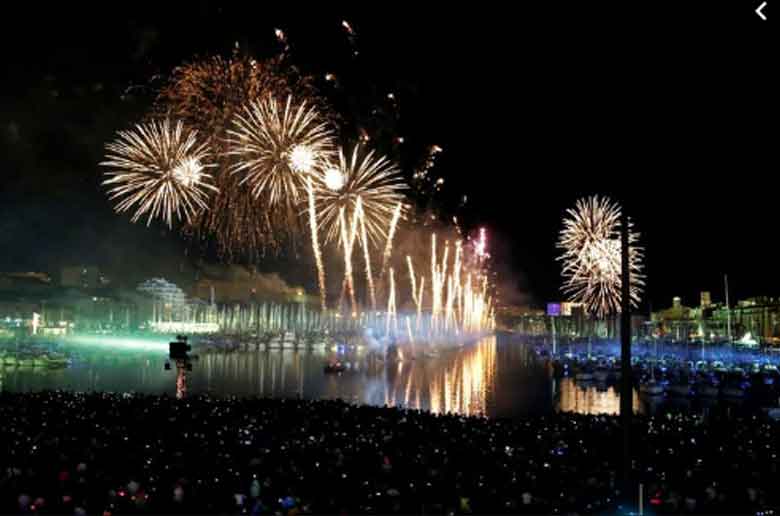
[[0, 335, 635, 418], [556, 378, 641, 415], [380, 335, 498, 416]]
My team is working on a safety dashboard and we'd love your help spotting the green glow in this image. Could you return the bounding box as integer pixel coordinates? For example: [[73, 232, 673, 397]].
[[67, 334, 169, 353]]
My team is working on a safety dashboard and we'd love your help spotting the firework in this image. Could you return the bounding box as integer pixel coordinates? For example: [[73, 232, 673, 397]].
[[557, 195, 644, 318], [339, 207, 360, 314], [228, 94, 334, 221], [155, 52, 327, 258], [356, 200, 377, 310], [412, 144, 443, 190], [431, 234, 439, 333], [314, 145, 406, 247], [407, 255, 418, 308], [475, 227, 487, 260], [101, 120, 217, 228], [155, 51, 326, 136], [274, 28, 288, 50], [416, 276, 425, 333], [306, 178, 327, 311], [386, 267, 397, 336], [323, 167, 345, 191], [413, 231, 495, 339], [379, 202, 404, 280]]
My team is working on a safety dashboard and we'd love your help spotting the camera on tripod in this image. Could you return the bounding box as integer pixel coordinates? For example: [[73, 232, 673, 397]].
[[164, 335, 194, 371]]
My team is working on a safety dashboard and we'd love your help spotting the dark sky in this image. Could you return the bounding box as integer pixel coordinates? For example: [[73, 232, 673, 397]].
[[1, 2, 776, 309]]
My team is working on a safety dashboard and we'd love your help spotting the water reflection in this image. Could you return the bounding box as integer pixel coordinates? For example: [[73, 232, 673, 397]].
[[1, 336, 648, 418], [175, 364, 187, 399], [557, 378, 642, 415], [197, 349, 328, 398], [381, 335, 498, 415]]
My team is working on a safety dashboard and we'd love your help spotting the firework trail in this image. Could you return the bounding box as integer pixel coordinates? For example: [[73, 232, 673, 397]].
[[407, 255, 418, 307], [274, 28, 290, 53], [306, 178, 327, 311], [339, 207, 360, 315], [476, 227, 488, 262], [454, 240, 463, 323], [557, 195, 644, 318], [417, 276, 425, 333], [379, 202, 404, 280], [386, 267, 397, 336], [356, 200, 377, 310], [101, 120, 217, 228], [341, 20, 358, 57], [412, 144, 444, 197], [431, 233, 439, 333]]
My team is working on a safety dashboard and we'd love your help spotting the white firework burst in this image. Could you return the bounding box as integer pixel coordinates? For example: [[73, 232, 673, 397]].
[[557, 195, 644, 318], [101, 119, 217, 228]]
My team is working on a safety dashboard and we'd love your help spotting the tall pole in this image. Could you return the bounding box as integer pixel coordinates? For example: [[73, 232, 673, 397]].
[[725, 274, 732, 344], [620, 210, 633, 495]]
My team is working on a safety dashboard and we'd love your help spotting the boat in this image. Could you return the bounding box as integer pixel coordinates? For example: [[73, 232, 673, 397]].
[[0, 350, 71, 368]]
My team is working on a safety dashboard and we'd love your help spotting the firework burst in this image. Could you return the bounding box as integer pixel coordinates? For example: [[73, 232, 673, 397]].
[[315, 145, 407, 247], [557, 195, 644, 318], [156, 53, 316, 139], [101, 120, 217, 228], [155, 52, 328, 259], [228, 94, 335, 227]]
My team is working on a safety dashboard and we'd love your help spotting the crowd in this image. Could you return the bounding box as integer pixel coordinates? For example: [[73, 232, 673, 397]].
[[1, 391, 778, 514]]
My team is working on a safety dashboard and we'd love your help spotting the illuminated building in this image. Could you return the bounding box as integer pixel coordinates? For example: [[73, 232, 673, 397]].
[[512, 302, 646, 340], [649, 295, 780, 345], [137, 278, 188, 322]]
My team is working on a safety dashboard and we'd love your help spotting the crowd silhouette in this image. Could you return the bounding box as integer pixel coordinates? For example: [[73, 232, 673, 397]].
[[1, 391, 778, 514]]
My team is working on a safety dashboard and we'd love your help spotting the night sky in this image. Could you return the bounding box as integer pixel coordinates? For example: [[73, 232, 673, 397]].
[[1, 2, 776, 309]]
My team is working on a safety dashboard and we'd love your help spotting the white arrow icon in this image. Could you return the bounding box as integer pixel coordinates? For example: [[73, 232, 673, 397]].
[[756, 1, 767, 20]]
